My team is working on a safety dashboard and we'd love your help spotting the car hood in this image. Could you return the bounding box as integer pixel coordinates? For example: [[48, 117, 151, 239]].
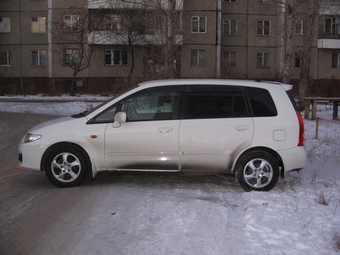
[[27, 116, 86, 133]]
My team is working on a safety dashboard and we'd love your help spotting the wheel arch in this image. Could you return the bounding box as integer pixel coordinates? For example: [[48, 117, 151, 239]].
[[41, 142, 92, 173], [232, 146, 284, 178]]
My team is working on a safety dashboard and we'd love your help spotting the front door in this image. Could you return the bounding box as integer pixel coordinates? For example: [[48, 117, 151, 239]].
[[105, 86, 182, 171]]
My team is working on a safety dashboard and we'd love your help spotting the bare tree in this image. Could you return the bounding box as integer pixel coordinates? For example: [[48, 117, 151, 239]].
[[280, 0, 298, 84], [90, 0, 182, 79], [280, 0, 340, 108], [297, 0, 321, 109], [137, 0, 182, 79], [53, 3, 103, 94]]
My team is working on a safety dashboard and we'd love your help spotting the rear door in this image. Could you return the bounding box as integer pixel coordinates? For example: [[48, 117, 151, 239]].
[[179, 85, 254, 172]]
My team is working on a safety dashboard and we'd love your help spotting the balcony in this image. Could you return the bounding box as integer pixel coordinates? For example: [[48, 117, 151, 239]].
[[88, 0, 183, 10], [318, 38, 340, 49], [88, 30, 183, 45]]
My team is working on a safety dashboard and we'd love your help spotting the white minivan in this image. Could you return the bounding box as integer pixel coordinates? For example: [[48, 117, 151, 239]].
[[18, 79, 307, 191]]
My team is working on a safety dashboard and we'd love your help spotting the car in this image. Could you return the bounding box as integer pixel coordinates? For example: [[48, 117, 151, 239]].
[[18, 79, 307, 191]]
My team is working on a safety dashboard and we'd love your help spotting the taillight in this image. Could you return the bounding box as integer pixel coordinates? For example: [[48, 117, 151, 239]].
[[296, 111, 305, 146]]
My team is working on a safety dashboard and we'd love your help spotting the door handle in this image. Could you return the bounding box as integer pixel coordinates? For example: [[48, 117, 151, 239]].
[[235, 125, 249, 132], [157, 127, 173, 134]]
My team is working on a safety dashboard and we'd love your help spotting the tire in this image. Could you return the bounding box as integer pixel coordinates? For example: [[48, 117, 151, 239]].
[[235, 151, 279, 192], [44, 146, 90, 187]]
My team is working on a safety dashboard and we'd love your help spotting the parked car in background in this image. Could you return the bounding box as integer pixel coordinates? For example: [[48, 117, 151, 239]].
[[18, 79, 307, 191]]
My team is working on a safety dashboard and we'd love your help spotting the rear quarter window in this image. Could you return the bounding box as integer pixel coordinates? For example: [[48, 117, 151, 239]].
[[246, 87, 277, 117]]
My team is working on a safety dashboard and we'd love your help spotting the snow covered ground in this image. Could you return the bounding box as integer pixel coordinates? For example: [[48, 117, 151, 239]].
[[1, 94, 340, 254]]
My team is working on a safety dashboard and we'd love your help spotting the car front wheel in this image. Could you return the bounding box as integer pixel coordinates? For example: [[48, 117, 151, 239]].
[[44, 146, 89, 187], [235, 151, 279, 191]]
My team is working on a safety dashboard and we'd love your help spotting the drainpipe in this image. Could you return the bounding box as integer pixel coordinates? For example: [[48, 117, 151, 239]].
[[216, 0, 222, 78], [245, 0, 249, 78], [19, 0, 23, 93], [48, 0, 53, 79], [281, 0, 286, 78]]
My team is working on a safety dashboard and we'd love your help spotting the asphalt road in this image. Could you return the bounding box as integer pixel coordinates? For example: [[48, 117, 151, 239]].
[[0, 112, 243, 255]]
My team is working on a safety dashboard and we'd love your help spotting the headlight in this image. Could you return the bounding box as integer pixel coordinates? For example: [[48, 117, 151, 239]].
[[24, 133, 42, 143]]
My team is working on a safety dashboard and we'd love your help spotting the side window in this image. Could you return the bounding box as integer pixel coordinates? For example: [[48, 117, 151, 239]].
[[91, 105, 117, 123], [120, 86, 181, 121], [183, 86, 249, 119], [246, 87, 277, 117]]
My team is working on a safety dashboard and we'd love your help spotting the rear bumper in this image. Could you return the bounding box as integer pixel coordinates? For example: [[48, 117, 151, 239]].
[[278, 146, 307, 174]]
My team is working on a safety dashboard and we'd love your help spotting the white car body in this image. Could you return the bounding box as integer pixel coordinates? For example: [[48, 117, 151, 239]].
[[18, 79, 307, 191]]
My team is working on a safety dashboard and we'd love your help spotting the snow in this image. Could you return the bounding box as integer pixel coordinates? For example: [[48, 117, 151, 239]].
[[1, 95, 340, 254]]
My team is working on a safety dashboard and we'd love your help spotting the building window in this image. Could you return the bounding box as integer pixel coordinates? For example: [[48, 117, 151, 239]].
[[295, 52, 301, 68], [295, 19, 306, 35], [191, 49, 206, 66], [105, 49, 128, 66], [191, 16, 206, 33], [32, 50, 46, 66], [325, 17, 340, 35], [0, 17, 10, 33], [256, 52, 270, 68], [223, 19, 237, 35], [31, 17, 46, 33], [223, 0, 237, 3], [63, 15, 79, 32], [223, 52, 237, 67], [105, 15, 121, 31], [258, 0, 270, 3], [257, 20, 271, 35], [332, 53, 340, 68], [63, 49, 79, 66], [0, 50, 10, 66]]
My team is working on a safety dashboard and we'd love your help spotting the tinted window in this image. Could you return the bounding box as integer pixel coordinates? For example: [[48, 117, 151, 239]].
[[246, 87, 277, 117], [120, 86, 182, 121], [183, 85, 249, 119]]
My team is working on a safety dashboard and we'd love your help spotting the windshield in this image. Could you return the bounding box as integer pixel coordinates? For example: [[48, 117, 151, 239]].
[[71, 86, 137, 118]]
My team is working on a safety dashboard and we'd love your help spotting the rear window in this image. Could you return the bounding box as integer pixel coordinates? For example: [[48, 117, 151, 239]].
[[246, 87, 277, 117], [182, 85, 249, 119], [286, 90, 299, 111]]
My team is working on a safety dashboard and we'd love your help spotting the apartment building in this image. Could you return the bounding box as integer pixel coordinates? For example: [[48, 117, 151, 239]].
[[0, 0, 339, 95]]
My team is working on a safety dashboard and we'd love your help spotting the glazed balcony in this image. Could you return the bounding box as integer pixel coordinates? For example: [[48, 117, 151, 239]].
[[88, 30, 183, 45], [318, 38, 340, 49]]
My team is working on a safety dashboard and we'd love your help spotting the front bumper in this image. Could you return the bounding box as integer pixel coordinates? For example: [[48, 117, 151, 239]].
[[18, 141, 46, 172]]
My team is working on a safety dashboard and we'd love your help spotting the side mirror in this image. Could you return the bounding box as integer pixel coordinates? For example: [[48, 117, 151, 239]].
[[113, 112, 127, 128]]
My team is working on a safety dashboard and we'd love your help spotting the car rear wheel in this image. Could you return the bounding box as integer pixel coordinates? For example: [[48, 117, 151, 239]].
[[235, 151, 279, 191], [45, 146, 89, 187]]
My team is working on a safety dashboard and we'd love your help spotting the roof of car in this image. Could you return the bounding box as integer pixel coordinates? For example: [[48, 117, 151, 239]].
[[138, 79, 293, 91]]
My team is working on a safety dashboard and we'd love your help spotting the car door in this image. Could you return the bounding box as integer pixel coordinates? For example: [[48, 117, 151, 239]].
[[104, 86, 182, 171], [179, 85, 254, 172]]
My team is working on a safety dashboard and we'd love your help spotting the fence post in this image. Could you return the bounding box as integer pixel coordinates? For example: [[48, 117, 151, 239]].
[[315, 117, 319, 139]]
